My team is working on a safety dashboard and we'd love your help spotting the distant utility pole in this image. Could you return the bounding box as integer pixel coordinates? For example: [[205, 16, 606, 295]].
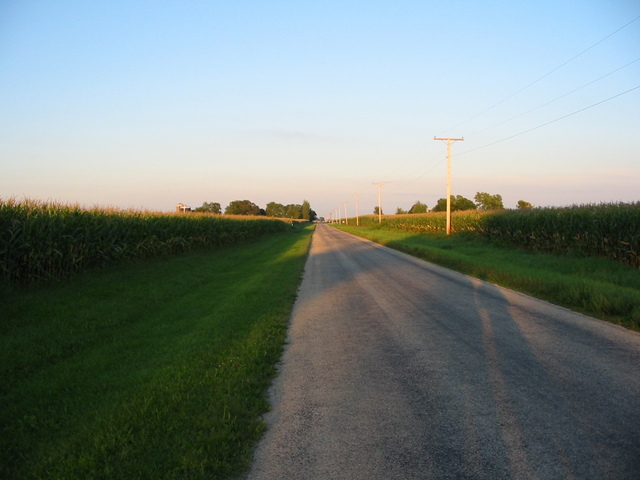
[[372, 183, 386, 223], [343, 202, 348, 225], [434, 137, 464, 235], [353, 194, 360, 226]]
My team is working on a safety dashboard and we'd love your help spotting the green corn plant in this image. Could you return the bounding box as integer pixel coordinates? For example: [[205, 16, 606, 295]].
[[481, 203, 640, 268], [0, 198, 289, 285]]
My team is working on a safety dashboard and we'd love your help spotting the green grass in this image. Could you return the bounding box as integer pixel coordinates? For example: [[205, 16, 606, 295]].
[[334, 225, 640, 331], [0, 224, 314, 480], [350, 203, 640, 268]]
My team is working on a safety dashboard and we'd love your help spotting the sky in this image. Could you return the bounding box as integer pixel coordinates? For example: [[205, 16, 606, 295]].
[[1, 0, 639, 219]]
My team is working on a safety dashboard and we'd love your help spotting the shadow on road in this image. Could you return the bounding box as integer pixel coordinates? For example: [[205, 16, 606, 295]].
[[247, 224, 640, 479]]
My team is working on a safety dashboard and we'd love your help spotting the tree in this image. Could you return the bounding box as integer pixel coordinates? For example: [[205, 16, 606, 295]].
[[266, 202, 285, 217], [455, 196, 477, 210], [374, 206, 383, 215], [194, 201, 221, 214], [396, 207, 408, 215], [265, 200, 316, 221], [517, 200, 533, 209], [432, 195, 476, 212], [301, 200, 312, 221], [284, 204, 302, 219], [408, 200, 428, 214], [431, 199, 446, 212], [474, 192, 504, 210], [225, 200, 262, 216]]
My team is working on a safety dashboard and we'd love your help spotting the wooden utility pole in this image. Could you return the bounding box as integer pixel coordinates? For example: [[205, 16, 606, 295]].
[[434, 137, 464, 235], [372, 183, 386, 223]]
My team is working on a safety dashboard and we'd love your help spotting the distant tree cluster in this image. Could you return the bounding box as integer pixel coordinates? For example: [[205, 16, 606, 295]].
[[191, 199, 317, 221], [474, 192, 504, 210], [194, 202, 221, 214], [225, 200, 263, 216], [396, 201, 428, 215], [265, 200, 316, 220], [427, 192, 531, 212], [266, 200, 316, 220], [431, 195, 476, 212], [517, 200, 533, 209]]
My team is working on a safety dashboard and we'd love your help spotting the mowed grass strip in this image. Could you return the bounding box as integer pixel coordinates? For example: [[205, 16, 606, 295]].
[[0, 225, 314, 480], [335, 225, 640, 331]]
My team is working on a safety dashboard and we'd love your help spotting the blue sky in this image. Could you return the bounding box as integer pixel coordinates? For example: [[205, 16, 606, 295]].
[[1, 1, 639, 218]]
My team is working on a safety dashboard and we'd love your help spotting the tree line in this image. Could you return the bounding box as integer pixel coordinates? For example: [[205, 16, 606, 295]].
[[393, 192, 533, 215], [192, 199, 317, 221]]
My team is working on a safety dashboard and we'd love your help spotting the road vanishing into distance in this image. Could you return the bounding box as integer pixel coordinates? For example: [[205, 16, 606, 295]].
[[245, 223, 640, 480]]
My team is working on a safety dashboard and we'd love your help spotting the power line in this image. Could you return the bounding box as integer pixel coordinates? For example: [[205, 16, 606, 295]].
[[466, 56, 640, 137], [372, 15, 640, 208], [379, 139, 438, 187], [394, 82, 639, 197], [457, 84, 640, 157], [438, 14, 640, 136], [396, 156, 447, 189]]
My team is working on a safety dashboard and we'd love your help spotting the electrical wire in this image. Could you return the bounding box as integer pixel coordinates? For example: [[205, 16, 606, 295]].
[[438, 14, 640, 136], [396, 156, 447, 189], [456, 84, 640, 157], [466, 57, 640, 137], [393, 83, 640, 196], [364, 14, 640, 205]]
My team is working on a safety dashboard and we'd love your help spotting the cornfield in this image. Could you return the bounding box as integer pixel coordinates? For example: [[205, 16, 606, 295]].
[[0, 198, 289, 285], [344, 202, 640, 268], [348, 210, 488, 234], [481, 203, 640, 268]]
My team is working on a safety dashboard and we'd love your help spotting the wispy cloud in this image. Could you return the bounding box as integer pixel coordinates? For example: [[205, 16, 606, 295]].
[[251, 129, 347, 144]]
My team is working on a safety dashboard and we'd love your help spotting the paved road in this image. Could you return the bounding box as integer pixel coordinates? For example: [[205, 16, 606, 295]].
[[245, 224, 640, 479]]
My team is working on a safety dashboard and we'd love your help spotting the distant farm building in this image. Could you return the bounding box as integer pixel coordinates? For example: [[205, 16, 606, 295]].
[[176, 203, 192, 213]]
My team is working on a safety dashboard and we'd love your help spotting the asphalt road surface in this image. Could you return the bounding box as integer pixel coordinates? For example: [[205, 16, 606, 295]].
[[245, 223, 640, 479]]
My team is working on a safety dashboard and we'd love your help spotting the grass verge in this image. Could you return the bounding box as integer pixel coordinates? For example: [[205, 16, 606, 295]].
[[334, 225, 640, 331], [0, 224, 314, 480]]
